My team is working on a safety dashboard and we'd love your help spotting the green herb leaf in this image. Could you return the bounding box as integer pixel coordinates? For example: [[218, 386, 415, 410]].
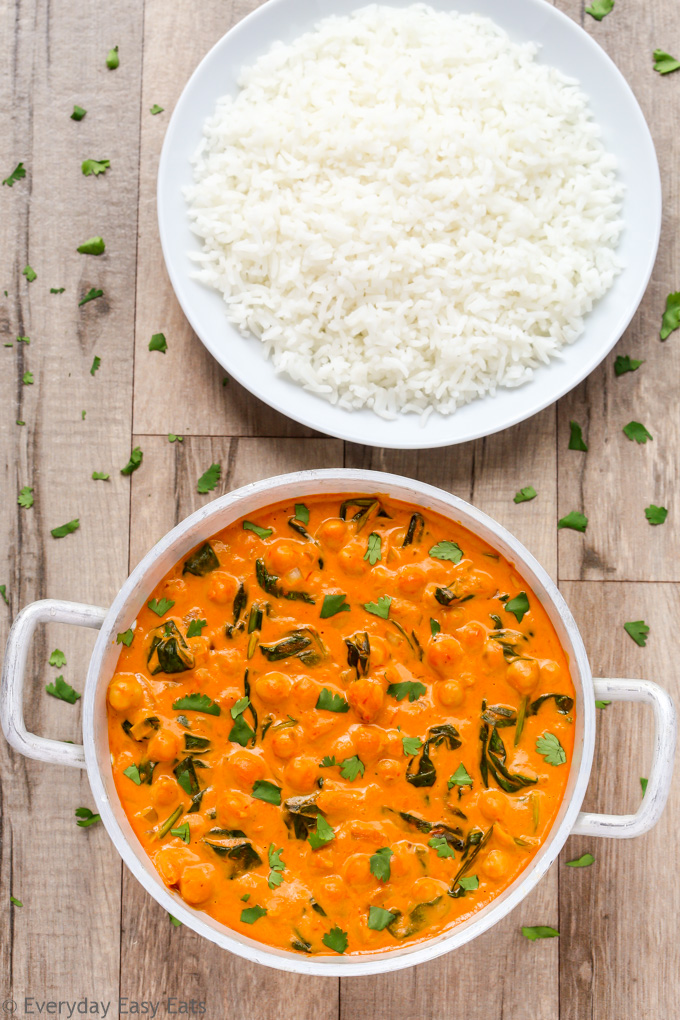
[[566, 852, 594, 868], [149, 332, 167, 353], [367, 906, 397, 931], [595, 700, 611, 709], [320, 755, 337, 767], [243, 520, 273, 539], [585, 0, 614, 20], [90, 356, 101, 376], [2, 162, 26, 187], [77, 236, 105, 256], [387, 680, 426, 703], [294, 503, 309, 524], [536, 732, 567, 766], [92, 471, 109, 481], [653, 50, 680, 75], [363, 595, 391, 618], [169, 914, 181, 927], [106, 45, 119, 69], [22, 265, 36, 283], [49, 649, 66, 668], [51, 519, 80, 539], [505, 591, 530, 623], [0, 586, 8, 605], [186, 618, 207, 637], [79, 287, 104, 306], [229, 712, 255, 747], [568, 421, 588, 452], [81, 159, 110, 177], [18, 486, 34, 509], [370, 846, 393, 882], [364, 532, 382, 565], [169, 822, 190, 844], [402, 735, 423, 755], [459, 875, 479, 890], [22, 370, 33, 385], [121, 447, 143, 475], [197, 463, 221, 494], [320, 593, 351, 618], [148, 596, 174, 616], [322, 925, 348, 954], [614, 355, 643, 376], [623, 421, 652, 444], [624, 620, 649, 647], [429, 540, 464, 564], [116, 629, 134, 647], [640, 777, 648, 796], [168, 433, 183, 443], [514, 486, 537, 504], [71, 105, 86, 121], [308, 814, 334, 850], [150, 104, 164, 115], [252, 780, 282, 806], [172, 692, 220, 716], [268, 844, 286, 889], [75, 807, 101, 828], [10, 896, 22, 907], [448, 763, 473, 788], [316, 687, 349, 713], [522, 925, 559, 941], [123, 764, 141, 785], [46, 675, 80, 703], [558, 511, 588, 533], [428, 835, 456, 859], [240, 904, 267, 924], [430, 618, 440, 636], [51, 287, 65, 294], [645, 504, 668, 525], [339, 755, 365, 781]]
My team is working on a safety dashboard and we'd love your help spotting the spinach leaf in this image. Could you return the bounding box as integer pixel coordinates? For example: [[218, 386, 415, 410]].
[[147, 620, 194, 674], [183, 542, 220, 576], [345, 631, 370, 677], [403, 513, 425, 546]]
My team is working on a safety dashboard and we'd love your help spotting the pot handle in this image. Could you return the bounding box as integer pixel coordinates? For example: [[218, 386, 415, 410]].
[[1, 599, 107, 768], [571, 677, 676, 838]]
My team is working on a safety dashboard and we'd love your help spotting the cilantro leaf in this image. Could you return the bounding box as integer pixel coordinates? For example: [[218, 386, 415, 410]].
[[614, 355, 643, 376], [514, 486, 537, 504], [595, 700, 611, 709], [506, 591, 530, 623], [51, 519, 79, 539], [49, 649, 66, 668], [448, 763, 473, 788], [660, 292, 680, 340], [169, 914, 181, 927], [121, 447, 143, 475], [568, 421, 588, 451], [81, 159, 110, 177], [3, 162, 26, 187], [624, 620, 649, 647], [320, 593, 351, 618], [429, 540, 464, 563], [387, 680, 426, 703], [459, 875, 479, 891], [231, 697, 249, 719], [22, 370, 33, 385], [186, 618, 207, 637], [23, 265, 36, 282], [522, 925, 559, 941], [75, 807, 101, 828], [241, 905, 266, 924], [585, 0, 614, 20], [294, 503, 309, 524], [170, 822, 190, 844], [71, 105, 86, 121], [308, 815, 334, 850], [645, 504, 668, 525], [558, 511, 588, 532], [92, 471, 109, 481], [51, 287, 65, 293], [116, 629, 134, 647], [252, 779, 282, 806], [243, 520, 272, 539], [123, 764, 141, 785], [150, 104, 164, 115], [229, 711, 255, 747], [566, 852, 594, 868], [316, 687, 349, 713], [430, 618, 440, 636], [623, 421, 652, 444], [364, 532, 382, 565], [149, 332, 167, 353], [653, 50, 680, 75], [536, 731, 567, 766], [172, 692, 220, 715], [322, 926, 347, 954], [148, 597, 174, 617], [79, 287, 104, 306], [370, 846, 393, 882], [77, 236, 105, 256], [268, 844, 285, 889], [45, 675, 80, 703], [0, 586, 8, 605], [168, 433, 183, 443], [10, 896, 22, 907], [90, 356, 101, 376], [320, 755, 337, 767], [18, 486, 34, 509], [367, 906, 397, 931], [197, 462, 221, 494], [363, 595, 391, 618], [402, 735, 423, 755], [428, 835, 456, 859], [106, 45, 119, 69], [640, 777, 648, 796], [16, 336, 29, 344], [339, 755, 364, 781]]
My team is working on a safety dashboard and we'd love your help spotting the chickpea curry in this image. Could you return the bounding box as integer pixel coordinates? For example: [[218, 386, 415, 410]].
[[107, 494, 575, 956]]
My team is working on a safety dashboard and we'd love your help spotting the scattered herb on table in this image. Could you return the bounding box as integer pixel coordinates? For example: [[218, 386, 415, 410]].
[[46, 675, 80, 703], [3, 162, 26, 187], [79, 287, 104, 306], [623, 421, 652, 444], [0, 586, 9, 605], [121, 447, 143, 475], [81, 159, 110, 177], [22, 371, 33, 385], [51, 519, 80, 539], [568, 421, 588, 451], [566, 852, 594, 868], [614, 355, 643, 376], [149, 332, 167, 353], [10, 896, 22, 907], [77, 236, 105, 256], [514, 486, 536, 503], [558, 511, 588, 533], [585, 0, 614, 19], [168, 433, 183, 443], [522, 925, 559, 941], [640, 777, 648, 796], [71, 105, 86, 121], [75, 807, 101, 827], [595, 700, 611, 709], [18, 486, 34, 509], [645, 504, 668, 525], [90, 356, 101, 375], [92, 471, 109, 481], [150, 104, 164, 115], [197, 463, 221, 494], [106, 45, 119, 69], [653, 50, 680, 75], [49, 649, 66, 668], [51, 287, 65, 294], [624, 620, 649, 646], [169, 914, 181, 927], [23, 266, 37, 282]]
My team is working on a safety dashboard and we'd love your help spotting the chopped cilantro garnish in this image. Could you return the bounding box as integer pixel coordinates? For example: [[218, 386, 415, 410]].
[[369, 846, 393, 882], [585, 0, 614, 19], [322, 925, 348, 954], [18, 486, 34, 509], [429, 540, 464, 563], [123, 764, 141, 785], [558, 511, 588, 533], [645, 504, 668, 525], [653, 50, 680, 75], [614, 355, 643, 376], [3, 162, 26, 187], [363, 595, 391, 618], [505, 591, 530, 623], [172, 692, 220, 716], [148, 596, 174, 617], [75, 807, 101, 828], [197, 462, 221, 494], [367, 906, 397, 931], [623, 421, 652, 444], [316, 687, 349, 712], [243, 521, 272, 539], [251, 779, 282, 806], [320, 593, 351, 618], [79, 287, 104, 306], [402, 735, 423, 755], [46, 675, 80, 703], [23, 266, 36, 282], [71, 105, 86, 121], [106, 45, 119, 69], [51, 519, 79, 539], [240, 905, 267, 924], [309, 815, 334, 850], [49, 649, 66, 668], [22, 370, 33, 385], [186, 618, 207, 637], [150, 104, 164, 115], [568, 421, 588, 451], [116, 629, 134, 647], [149, 332, 167, 353], [536, 732, 567, 766], [81, 159, 110, 177], [624, 620, 649, 647], [92, 471, 109, 481], [448, 763, 473, 788], [121, 447, 143, 475], [387, 680, 426, 703], [77, 236, 105, 256], [514, 486, 537, 503], [364, 532, 382, 565], [90, 356, 101, 376]]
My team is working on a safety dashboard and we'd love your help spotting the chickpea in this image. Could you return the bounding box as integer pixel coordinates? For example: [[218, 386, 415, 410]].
[[370, 634, 390, 667], [541, 660, 562, 684], [271, 727, 301, 760], [146, 728, 179, 762], [107, 673, 143, 713], [180, 862, 216, 905], [337, 542, 370, 577], [283, 756, 318, 792], [255, 671, 292, 704], [227, 750, 266, 788], [457, 621, 486, 649], [482, 850, 509, 880], [292, 675, 318, 710], [347, 678, 384, 723], [207, 571, 240, 605], [375, 758, 402, 783], [353, 726, 384, 762], [151, 776, 180, 810], [437, 680, 464, 708], [216, 789, 253, 828], [317, 788, 362, 820], [482, 640, 506, 669], [479, 789, 506, 822], [426, 635, 463, 675], [319, 875, 346, 902], [185, 813, 208, 839], [154, 845, 197, 886], [309, 850, 335, 872], [396, 563, 429, 596], [343, 854, 373, 886], [411, 876, 445, 903], [506, 658, 540, 696], [265, 540, 312, 576], [317, 518, 347, 552]]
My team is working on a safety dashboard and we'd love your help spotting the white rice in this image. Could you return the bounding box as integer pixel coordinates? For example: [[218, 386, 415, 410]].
[[186, 4, 624, 419]]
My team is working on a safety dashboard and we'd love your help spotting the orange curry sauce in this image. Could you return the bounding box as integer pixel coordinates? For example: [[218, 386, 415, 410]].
[[107, 494, 575, 956]]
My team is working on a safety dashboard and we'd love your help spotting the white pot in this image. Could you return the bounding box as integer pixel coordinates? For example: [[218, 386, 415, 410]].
[[1, 470, 675, 976]]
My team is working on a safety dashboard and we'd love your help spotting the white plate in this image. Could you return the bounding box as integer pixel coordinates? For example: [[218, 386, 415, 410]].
[[157, 0, 661, 450]]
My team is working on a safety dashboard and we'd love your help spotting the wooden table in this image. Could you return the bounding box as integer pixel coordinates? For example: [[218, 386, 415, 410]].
[[1, 1, 678, 1016]]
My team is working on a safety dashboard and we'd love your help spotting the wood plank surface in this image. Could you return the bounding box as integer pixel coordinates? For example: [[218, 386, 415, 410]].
[[1, 0, 678, 1017]]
